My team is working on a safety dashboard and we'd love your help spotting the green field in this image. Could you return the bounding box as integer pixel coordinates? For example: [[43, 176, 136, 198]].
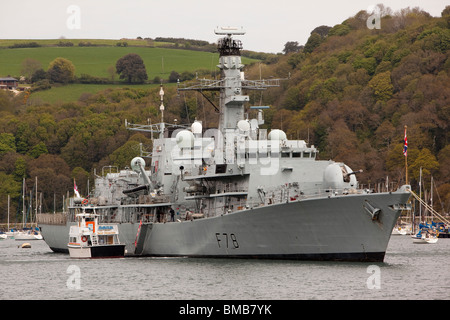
[[0, 38, 155, 48], [0, 46, 228, 80], [0, 41, 259, 103]]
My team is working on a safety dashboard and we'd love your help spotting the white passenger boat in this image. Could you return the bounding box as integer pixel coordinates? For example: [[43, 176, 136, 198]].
[[68, 210, 125, 258]]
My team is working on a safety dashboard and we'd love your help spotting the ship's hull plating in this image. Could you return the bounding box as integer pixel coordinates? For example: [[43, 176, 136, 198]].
[[40, 191, 409, 262], [136, 192, 408, 262]]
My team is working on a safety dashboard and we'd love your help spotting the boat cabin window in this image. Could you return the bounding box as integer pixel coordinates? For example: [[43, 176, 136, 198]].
[[281, 152, 290, 158], [99, 235, 116, 245], [292, 152, 301, 158], [303, 152, 310, 158]]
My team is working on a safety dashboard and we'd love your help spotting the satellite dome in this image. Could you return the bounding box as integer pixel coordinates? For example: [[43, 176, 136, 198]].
[[176, 130, 194, 148], [237, 120, 250, 132], [191, 121, 202, 134], [268, 129, 287, 140]]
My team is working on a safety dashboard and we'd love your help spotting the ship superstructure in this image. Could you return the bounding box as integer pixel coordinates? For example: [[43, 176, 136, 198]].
[[38, 27, 411, 261]]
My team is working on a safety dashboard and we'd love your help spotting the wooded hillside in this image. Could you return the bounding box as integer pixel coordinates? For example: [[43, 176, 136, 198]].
[[0, 5, 449, 222], [243, 5, 450, 213]]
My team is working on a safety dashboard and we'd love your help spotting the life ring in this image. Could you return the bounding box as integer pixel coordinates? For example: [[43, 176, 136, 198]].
[[81, 236, 87, 242], [82, 198, 88, 205]]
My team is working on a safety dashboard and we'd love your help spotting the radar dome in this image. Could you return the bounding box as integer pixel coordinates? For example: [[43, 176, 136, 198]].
[[176, 130, 194, 148], [130, 157, 146, 173], [237, 120, 250, 132], [191, 121, 202, 134], [268, 129, 287, 140]]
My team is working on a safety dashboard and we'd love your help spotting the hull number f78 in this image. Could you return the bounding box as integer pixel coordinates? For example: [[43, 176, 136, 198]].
[[215, 233, 239, 249]]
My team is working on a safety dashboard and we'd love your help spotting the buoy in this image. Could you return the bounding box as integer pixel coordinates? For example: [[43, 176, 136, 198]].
[[21, 243, 31, 248]]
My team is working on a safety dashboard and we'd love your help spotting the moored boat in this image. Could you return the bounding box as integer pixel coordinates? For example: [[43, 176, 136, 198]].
[[68, 209, 125, 259], [14, 228, 43, 241]]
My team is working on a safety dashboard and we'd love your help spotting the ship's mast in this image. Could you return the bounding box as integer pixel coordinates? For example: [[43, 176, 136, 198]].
[[215, 27, 248, 132], [178, 26, 282, 133], [159, 84, 165, 139]]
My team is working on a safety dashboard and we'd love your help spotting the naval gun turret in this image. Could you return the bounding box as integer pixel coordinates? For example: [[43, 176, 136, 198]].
[[122, 157, 152, 198]]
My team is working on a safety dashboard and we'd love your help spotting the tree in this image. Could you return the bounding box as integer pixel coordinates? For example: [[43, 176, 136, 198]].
[[283, 41, 302, 54], [107, 65, 116, 82], [47, 57, 75, 83], [409, 148, 439, 183], [31, 69, 47, 83], [21, 58, 42, 81], [168, 71, 180, 83], [310, 25, 332, 38], [304, 33, 323, 54], [116, 53, 148, 83], [368, 71, 394, 101], [0, 133, 16, 155]]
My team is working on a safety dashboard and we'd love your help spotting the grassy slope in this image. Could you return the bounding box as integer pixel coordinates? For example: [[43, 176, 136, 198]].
[[0, 42, 258, 103], [0, 46, 223, 80]]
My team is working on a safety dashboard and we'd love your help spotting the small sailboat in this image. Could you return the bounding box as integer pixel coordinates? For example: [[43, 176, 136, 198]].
[[68, 210, 125, 259], [412, 225, 438, 244], [392, 222, 412, 235], [14, 228, 43, 240]]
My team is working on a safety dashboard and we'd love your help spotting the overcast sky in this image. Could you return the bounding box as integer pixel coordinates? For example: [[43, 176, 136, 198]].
[[0, 0, 447, 53]]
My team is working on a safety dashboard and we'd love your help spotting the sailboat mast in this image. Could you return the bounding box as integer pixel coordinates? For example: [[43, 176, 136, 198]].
[[35, 177, 38, 228], [22, 178, 25, 229], [419, 167, 422, 224], [7, 194, 10, 231], [430, 176, 433, 222]]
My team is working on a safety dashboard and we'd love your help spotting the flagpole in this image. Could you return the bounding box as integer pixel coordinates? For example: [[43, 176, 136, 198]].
[[404, 125, 408, 184]]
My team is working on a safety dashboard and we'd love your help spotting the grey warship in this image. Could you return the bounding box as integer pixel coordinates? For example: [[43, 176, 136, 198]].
[[38, 27, 411, 261]]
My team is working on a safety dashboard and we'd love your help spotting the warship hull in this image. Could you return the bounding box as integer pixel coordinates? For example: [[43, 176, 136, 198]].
[[135, 191, 408, 262], [40, 190, 408, 262]]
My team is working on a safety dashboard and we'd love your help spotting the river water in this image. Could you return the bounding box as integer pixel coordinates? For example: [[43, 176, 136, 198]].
[[0, 236, 448, 301]]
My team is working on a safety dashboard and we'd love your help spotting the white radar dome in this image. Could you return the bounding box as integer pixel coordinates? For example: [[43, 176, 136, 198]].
[[191, 121, 202, 134], [237, 120, 250, 132], [176, 130, 194, 148], [268, 129, 287, 140]]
